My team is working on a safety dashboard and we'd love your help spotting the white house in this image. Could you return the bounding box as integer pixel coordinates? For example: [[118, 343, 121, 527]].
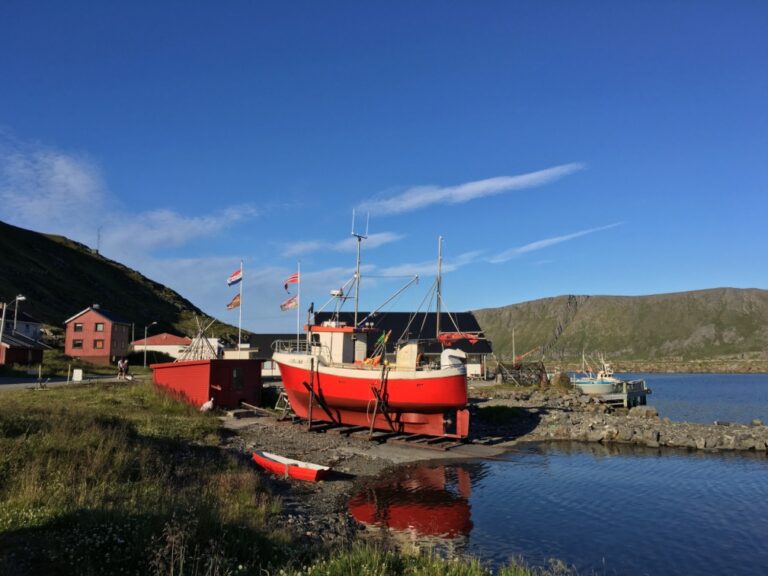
[[131, 333, 193, 359]]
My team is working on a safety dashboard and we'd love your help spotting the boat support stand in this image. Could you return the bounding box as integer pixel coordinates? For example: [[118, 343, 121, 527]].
[[368, 365, 396, 438], [303, 358, 336, 430]]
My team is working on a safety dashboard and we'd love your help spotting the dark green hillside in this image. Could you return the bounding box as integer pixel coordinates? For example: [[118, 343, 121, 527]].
[[0, 220, 238, 340], [474, 288, 768, 363]]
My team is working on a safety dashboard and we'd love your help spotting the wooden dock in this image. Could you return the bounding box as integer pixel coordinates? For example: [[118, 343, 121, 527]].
[[599, 379, 652, 408]]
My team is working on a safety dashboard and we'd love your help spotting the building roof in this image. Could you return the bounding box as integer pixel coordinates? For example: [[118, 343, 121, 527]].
[[64, 305, 130, 325], [246, 333, 296, 358], [313, 311, 493, 355], [131, 333, 192, 347], [0, 331, 48, 350]]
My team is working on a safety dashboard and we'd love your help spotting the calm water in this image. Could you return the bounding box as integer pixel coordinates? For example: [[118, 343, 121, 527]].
[[619, 372, 768, 424], [350, 443, 768, 575]]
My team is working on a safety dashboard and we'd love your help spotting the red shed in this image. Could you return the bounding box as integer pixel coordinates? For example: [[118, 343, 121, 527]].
[[151, 359, 263, 409]]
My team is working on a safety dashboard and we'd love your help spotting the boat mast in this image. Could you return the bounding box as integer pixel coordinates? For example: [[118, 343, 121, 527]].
[[436, 235, 443, 339], [351, 210, 368, 328]]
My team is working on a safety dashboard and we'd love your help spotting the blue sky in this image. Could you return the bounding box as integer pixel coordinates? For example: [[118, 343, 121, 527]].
[[1, 1, 766, 332]]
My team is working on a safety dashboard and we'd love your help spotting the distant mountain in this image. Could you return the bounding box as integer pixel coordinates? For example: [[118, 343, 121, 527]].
[[0, 220, 238, 340], [474, 288, 768, 362]]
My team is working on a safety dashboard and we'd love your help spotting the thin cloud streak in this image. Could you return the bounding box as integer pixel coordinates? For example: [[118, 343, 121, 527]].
[[0, 141, 258, 262], [488, 223, 622, 264], [358, 163, 585, 215], [281, 231, 405, 257], [378, 250, 483, 277]]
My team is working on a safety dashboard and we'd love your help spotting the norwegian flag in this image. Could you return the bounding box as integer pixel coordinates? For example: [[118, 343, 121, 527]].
[[284, 272, 299, 292], [227, 267, 243, 286], [280, 295, 298, 311]]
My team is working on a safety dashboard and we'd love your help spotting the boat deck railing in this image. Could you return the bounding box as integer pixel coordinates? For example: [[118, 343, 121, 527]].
[[273, 339, 311, 354]]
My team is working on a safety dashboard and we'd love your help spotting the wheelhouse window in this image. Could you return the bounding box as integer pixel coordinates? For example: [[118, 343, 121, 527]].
[[74, 323, 83, 332], [72, 339, 83, 349], [95, 323, 104, 332], [94, 339, 104, 350]]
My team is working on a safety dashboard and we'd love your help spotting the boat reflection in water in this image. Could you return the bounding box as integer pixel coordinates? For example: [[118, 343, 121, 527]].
[[348, 464, 474, 546]]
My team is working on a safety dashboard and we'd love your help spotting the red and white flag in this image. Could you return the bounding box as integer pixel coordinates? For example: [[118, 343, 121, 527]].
[[280, 295, 298, 311], [226, 293, 241, 310], [284, 272, 299, 292], [227, 267, 243, 286]]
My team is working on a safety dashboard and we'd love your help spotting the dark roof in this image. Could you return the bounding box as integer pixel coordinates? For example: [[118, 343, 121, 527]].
[[313, 311, 493, 355], [65, 306, 130, 325], [246, 333, 296, 358], [0, 331, 48, 350]]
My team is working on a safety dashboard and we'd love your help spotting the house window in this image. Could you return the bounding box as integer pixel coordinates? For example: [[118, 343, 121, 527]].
[[94, 339, 105, 350], [74, 323, 83, 332], [72, 339, 83, 349], [95, 323, 104, 332], [232, 367, 244, 391]]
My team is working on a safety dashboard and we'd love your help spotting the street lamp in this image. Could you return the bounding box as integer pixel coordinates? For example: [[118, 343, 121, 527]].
[[143, 321, 158, 367], [13, 294, 26, 333]]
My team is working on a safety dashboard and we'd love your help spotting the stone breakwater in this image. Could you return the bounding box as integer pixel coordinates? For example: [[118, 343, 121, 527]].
[[473, 388, 768, 452]]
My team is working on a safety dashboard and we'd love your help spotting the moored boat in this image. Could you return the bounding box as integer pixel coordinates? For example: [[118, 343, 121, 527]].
[[251, 450, 331, 482]]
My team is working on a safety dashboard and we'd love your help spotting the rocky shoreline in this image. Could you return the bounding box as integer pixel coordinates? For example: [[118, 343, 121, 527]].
[[219, 384, 767, 555], [473, 387, 768, 452]]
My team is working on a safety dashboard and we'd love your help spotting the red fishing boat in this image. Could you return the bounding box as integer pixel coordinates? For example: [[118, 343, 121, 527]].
[[273, 233, 470, 439], [251, 450, 331, 482]]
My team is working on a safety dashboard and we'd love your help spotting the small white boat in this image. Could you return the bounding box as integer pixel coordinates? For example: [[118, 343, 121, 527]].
[[573, 354, 621, 395]]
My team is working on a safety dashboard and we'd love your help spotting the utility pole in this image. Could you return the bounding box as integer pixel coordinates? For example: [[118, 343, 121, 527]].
[[0, 301, 6, 358], [143, 321, 157, 367]]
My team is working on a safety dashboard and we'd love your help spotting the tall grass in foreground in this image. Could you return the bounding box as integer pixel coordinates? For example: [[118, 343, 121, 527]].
[[279, 543, 568, 576], [0, 381, 287, 575], [1, 382, 566, 576]]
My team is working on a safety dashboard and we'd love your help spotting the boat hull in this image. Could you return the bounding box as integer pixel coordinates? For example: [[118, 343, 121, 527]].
[[251, 450, 330, 482], [274, 353, 470, 438], [573, 379, 618, 395]]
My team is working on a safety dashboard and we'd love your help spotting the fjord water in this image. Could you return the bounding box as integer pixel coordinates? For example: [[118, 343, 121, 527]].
[[352, 443, 768, 575], [620, 372, 768, 424]]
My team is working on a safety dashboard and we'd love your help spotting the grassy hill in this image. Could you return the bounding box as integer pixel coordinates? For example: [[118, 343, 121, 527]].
[[474, 288, 768, 365], [0, 220, 239, 341]]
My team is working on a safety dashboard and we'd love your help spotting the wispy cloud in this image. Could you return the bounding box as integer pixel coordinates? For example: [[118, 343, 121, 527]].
[[358, 163, 585, 216], [281, 231, 405, 257], [0, 141, 258, 260], [378, 250, 483, 277], [0, 146, 107, 225], [488, 223, 622, 264]]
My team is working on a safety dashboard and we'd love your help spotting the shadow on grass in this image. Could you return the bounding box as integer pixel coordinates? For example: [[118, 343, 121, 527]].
[[0, 506, 285, 576], [0, 386, 311, 575]]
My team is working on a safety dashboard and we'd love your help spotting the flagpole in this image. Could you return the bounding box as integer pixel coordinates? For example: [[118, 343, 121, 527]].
[[296, 262, 301, 348], [238, 259, 243, 350]]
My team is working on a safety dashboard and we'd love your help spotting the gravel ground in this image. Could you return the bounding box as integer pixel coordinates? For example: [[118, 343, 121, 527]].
[[218, 403, 513, 551]]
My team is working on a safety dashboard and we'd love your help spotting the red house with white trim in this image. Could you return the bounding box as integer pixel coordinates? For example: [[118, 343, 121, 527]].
[[64, 305, 131, 365]]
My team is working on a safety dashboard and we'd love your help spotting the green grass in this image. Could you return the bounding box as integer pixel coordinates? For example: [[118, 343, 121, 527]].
[[280, 543, 561, 575], [0, 381, 287, 575], [0, 381, 567, 576]]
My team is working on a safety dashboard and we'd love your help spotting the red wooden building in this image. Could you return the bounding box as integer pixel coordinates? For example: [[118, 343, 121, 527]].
[[151, 359, 263, 409], [64, 305, 131, 365], [0, 332, 46, 366]]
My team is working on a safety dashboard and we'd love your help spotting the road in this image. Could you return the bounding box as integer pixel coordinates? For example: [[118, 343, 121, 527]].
[[0, 375, 124, 392]]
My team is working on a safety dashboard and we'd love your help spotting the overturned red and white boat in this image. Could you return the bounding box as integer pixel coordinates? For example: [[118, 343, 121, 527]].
[[273, 234, 471, 439]]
